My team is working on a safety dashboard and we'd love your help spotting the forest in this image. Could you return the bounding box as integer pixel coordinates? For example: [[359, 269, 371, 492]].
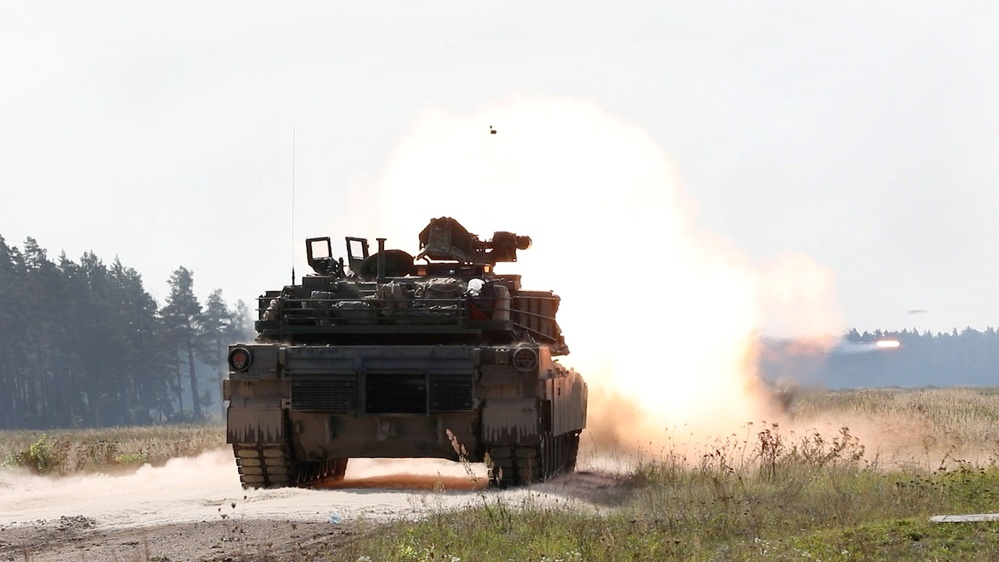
[[2, 235, 998, 430], [0, 236, 253, 430]]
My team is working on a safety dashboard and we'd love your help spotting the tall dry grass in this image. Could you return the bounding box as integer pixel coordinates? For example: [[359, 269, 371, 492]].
[[787, 387, 999, 468], [0, 424, 225, 474]]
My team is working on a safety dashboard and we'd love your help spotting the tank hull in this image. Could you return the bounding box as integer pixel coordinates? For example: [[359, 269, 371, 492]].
[[224, 343, 587, 487]]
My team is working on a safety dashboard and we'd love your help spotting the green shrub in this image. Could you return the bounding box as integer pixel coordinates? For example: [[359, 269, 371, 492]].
[[3, 434, 68, 474]]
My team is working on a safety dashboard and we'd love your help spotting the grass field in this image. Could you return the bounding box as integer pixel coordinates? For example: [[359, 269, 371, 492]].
[[4, 387, 999, 560]]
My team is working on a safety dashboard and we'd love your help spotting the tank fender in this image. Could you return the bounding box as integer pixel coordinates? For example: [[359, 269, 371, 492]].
[[482, 397, 539, 443], [226, 396, 285, 444]]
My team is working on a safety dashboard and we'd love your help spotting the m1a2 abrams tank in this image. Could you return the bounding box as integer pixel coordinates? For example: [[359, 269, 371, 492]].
[[223, 217, 587, 488]]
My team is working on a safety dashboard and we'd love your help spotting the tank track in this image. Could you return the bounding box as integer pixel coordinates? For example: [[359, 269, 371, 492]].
[[232, 442, 348, 488], [487, 431, 580, 488]]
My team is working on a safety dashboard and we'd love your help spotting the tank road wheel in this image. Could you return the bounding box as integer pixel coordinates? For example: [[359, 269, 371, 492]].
[[232, 442, 293, 489]]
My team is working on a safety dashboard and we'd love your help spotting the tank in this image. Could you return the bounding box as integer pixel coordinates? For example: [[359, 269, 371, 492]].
[[223, 217, 587, 488]]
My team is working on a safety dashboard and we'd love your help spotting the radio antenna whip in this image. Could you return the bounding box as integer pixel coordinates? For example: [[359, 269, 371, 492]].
[[291, 127, 296, 285]]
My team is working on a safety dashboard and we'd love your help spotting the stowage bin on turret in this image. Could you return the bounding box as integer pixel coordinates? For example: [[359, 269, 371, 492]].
[[223, 217, 587, 488]]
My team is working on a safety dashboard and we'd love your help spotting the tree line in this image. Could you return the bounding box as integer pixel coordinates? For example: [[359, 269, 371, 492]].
[[0, 236, 254, 430]]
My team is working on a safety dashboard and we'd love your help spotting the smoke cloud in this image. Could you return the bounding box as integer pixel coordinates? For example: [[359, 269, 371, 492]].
[[342, 94, 843, 452]]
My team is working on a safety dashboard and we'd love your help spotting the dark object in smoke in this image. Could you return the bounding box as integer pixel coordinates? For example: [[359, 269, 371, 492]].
[[769, 380, 800, 412]]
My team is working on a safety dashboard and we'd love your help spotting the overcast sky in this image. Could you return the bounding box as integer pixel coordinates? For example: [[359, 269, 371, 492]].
[[2, 1, 997, 335]]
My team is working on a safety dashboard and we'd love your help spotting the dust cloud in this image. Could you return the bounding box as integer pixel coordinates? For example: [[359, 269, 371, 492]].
[[0, 451, 488, 529], [348, 93, 843, 455]]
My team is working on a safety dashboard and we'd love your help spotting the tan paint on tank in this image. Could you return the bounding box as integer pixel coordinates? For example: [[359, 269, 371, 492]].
[[481, 398, 539, 442], [226, 396, 284, 443]]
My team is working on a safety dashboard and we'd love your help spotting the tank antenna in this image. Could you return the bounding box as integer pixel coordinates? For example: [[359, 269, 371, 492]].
[[291, 127, 296, 285]]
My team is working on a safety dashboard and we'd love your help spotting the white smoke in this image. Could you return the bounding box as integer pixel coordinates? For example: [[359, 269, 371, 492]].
[[340, 93, 844, 447]]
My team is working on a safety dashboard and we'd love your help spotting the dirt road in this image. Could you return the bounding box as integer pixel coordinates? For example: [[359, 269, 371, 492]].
[[0, 450, 624, 561]]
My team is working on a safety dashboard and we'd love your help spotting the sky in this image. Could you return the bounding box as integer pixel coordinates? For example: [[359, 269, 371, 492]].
[[2, 1, 998, 336]]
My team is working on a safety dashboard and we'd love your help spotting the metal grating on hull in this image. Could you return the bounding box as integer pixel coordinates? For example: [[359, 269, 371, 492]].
[[291, 373, 476, 414], [291, 377, 358, 412], [430, 375, 474, 412]]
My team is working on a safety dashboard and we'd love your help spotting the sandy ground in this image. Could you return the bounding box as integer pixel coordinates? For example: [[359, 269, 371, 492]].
[[0, 450, 626, 562]]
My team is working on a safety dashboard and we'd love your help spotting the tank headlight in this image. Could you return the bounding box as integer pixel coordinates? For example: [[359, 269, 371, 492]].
[[228, 347, 253, 372], [512, 348, 538, 372]]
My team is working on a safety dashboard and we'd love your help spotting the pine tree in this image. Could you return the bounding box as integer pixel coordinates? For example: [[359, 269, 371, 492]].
[[162, 267, 204, 420], [200, 288, 234, 417]]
